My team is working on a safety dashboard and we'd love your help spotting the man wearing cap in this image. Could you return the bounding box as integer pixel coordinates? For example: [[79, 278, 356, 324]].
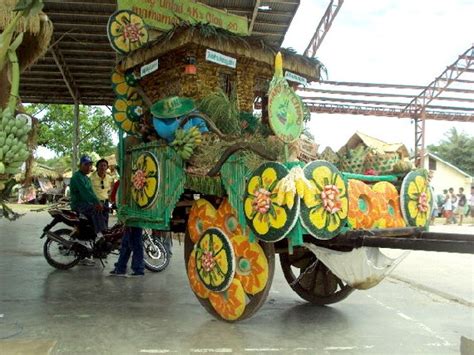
[[70, 156, 106, 238]]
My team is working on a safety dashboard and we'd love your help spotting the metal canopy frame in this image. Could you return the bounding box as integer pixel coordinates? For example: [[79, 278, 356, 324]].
[[299, 45, 474, 167], [20, 0, 301, 106]]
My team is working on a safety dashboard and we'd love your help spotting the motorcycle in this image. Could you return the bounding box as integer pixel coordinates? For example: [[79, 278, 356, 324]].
[[40, 207, 170, 272]]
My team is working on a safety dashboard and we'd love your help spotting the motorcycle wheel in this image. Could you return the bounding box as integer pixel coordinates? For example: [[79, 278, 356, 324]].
[[143, 230, 170, 272], [43, 228, 81, 270]]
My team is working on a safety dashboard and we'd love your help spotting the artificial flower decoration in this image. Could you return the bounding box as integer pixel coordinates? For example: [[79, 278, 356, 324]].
[[111, 69, 136, 98], [347, 179, 383, 229], [195, 228, 235, 292], [130, 152, 159, 209], [208, 278, 246, 321], [400, 170, 433, 228], [187, 250, 210, 299], [244, 162, 298, 242], [231, 234, 269, 295], [187, 199, 217, 243], [112, 95, 143, 135], [300, 161, 348, 239], [107, 10, 149, 54], [372, 182, 406, 228], [186, 198, 271, 321]]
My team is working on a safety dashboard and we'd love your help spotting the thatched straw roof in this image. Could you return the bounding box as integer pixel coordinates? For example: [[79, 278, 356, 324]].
[[15, 163, 60, 180], [339, 131, 409, 158], [119, 24, 323, 82], [0, 0, 53, 71]]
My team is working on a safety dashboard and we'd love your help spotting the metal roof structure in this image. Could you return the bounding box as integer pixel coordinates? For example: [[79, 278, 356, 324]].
[[20, 0, 300, 106], [300, 44, 474, 123]]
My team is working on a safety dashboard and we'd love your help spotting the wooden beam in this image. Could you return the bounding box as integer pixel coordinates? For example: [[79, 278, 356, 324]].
[[249, 0, 261, 34], [50, 45, 80, 102]]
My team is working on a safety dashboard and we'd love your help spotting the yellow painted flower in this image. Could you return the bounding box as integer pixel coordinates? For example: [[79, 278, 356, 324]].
[[244, 166, 288, 236], [112, 95, 143, 135], [406, 175, 432, 227], [111, 69, 136, 98], [107, 10, 149, 54], [131, 152, 159, 209], [300, 161, 348, 239]]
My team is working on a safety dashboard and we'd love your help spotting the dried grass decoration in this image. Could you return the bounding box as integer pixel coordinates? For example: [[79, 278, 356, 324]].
[[107, 10, 149, 54]]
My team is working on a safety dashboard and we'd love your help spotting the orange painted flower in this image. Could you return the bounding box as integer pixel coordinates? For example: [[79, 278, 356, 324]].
[[187, 250, 210, 299], [188, 199, 217, 243], [215, 199, 243, 237], [208, 278, 246, 321], [372, 182, 406, 228], [347, 179, 383, 229], [232, 234, 269, 295]]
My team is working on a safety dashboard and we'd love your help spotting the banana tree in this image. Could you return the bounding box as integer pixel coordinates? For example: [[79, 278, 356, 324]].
[[0, 0, 45, 219]]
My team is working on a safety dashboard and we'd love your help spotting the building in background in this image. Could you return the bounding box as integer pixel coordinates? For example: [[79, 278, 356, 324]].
[[423, 152, 473, 197]]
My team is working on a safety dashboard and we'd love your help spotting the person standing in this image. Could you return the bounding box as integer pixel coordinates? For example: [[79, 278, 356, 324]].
[[443, 189, 452, 225], [449, 187, 458, 224], [90, 159, 115, 228], [109, 226, 145, 277], [456, 187, 467, 226]]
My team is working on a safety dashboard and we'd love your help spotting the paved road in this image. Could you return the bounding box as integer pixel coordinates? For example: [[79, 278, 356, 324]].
[[0, 210, 473, 354]]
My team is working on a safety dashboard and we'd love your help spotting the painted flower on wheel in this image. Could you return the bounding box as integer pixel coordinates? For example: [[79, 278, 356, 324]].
[[208, 278, 246, 321], [186, 199, 271, 321], [187, 250, 210, 299], [187, 199, 217, 243], [131, 152, 159, 209], [303, 164, 348, 233], [107, 10, 149, 54], [244, 167, 287, 235], [232, 234, 269, 295], [407, 175, 432, 227]]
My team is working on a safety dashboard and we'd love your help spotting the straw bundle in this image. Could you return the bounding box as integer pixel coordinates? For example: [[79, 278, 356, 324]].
[[0, 0, 53, 71]]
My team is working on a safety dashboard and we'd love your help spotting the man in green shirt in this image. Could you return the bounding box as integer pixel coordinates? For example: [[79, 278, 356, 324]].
[[70, 155, 106, 237]]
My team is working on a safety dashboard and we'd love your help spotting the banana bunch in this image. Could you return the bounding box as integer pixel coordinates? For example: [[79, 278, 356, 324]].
[[273, 166, 315, 209], [170, 126, 202, 160], [0, 108, 31, 180]]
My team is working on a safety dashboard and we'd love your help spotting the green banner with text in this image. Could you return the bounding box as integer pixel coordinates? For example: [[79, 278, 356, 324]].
[[117, 0, 249, 36]]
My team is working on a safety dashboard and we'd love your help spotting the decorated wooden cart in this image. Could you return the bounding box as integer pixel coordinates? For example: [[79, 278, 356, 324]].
[[106, 4, 474, 322]]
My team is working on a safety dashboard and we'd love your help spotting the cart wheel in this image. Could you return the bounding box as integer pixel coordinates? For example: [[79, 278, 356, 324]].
[[184, 198, 275, 322], [280, 241, 353, 305]]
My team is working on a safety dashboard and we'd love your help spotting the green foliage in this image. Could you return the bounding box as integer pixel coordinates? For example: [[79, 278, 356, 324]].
[[25, 104, 117, 158], [36, 155, 71, 172], [14, 0, 44, 17], [197, 89, 241, 135], [427, 127, 474, 176]]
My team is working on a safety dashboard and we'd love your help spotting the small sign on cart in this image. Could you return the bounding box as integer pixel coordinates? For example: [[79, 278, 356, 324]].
[[140, 59, 159, 77], [285, 71, 307, 86], [206, 49, 236, 68]]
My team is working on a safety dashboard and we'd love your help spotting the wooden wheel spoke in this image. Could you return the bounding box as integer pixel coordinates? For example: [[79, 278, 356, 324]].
[[280, 242, 354, 305]]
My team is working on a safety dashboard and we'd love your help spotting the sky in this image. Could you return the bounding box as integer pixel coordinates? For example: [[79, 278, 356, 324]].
[[282, 0, 474, 152]]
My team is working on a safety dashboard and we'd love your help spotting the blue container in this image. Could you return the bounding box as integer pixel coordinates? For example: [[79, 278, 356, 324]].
[[153, 114, 209, 142]]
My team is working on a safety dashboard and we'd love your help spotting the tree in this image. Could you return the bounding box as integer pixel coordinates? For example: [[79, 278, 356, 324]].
[[427, 128, 474, 176], [25, 104, 118, 158]]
